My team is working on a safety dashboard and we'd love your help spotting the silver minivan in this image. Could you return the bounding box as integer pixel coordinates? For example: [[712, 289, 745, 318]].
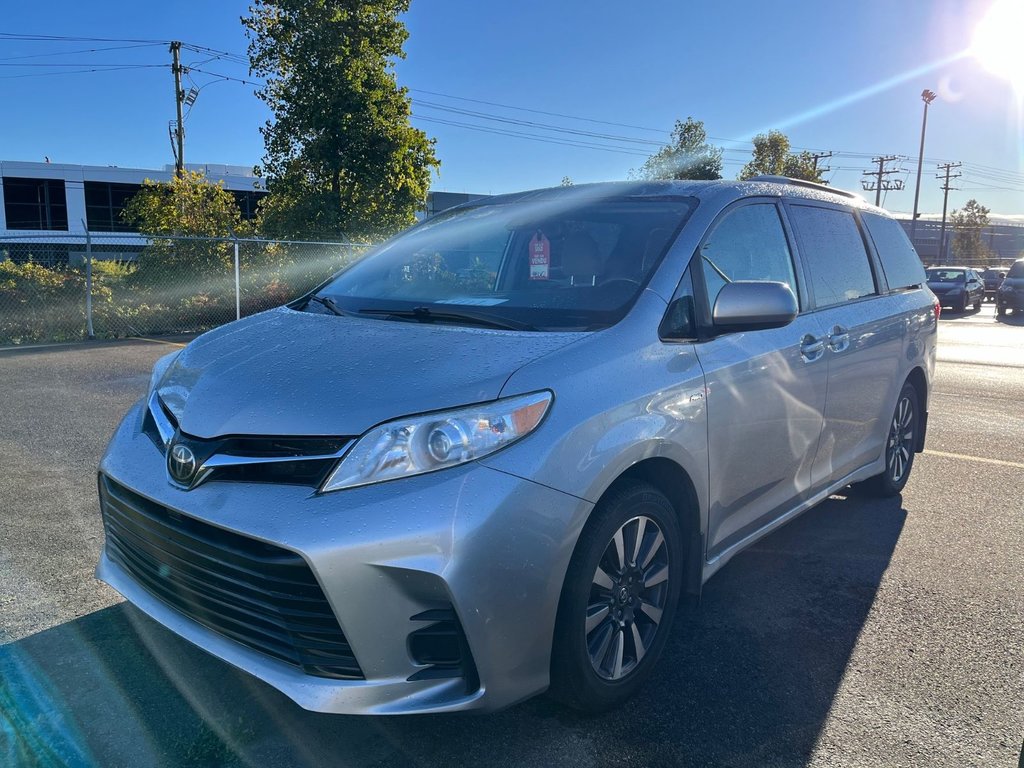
[[97, 177, 937, 714]]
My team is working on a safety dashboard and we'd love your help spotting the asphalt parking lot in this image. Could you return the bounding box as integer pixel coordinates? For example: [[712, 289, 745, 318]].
[[2, 306, 1022, 768]]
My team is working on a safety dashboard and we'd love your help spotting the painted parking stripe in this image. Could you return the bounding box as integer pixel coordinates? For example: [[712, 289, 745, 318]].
[[923, 449, 1024, 470]]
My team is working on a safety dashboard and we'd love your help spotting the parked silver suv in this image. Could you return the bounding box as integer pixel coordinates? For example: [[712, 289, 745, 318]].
[[97, 178, 937, 714]]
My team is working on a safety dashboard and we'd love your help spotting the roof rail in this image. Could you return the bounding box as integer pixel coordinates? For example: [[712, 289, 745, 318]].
[[746, 175, 862, 200]]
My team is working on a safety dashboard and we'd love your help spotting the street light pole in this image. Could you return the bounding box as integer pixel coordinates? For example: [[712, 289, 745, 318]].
[[910, 89, 937, 252]]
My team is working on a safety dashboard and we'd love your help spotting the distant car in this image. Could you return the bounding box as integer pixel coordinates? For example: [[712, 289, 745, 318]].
[[926, 267, 984, 312], [996, 259, 1024, 317], [982, 269, 1006, 302]]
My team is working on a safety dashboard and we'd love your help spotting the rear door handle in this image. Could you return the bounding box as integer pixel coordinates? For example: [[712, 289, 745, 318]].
[[800, 334, 825, 363], [828, 325, 850, 353]]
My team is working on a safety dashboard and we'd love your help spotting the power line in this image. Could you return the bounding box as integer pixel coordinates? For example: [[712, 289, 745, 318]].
[[411, 115, 653, 157], [0, 65, 164, 80], [0, 42, 163, 62], [0, 33, 168, 44]]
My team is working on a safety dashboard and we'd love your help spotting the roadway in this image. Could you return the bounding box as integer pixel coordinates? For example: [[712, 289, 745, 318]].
[[1, 306, 1021, 767]]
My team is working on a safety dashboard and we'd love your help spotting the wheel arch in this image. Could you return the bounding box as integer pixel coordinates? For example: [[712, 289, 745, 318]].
[[601, 457, 705, 597], [905, 366, 929, 452]]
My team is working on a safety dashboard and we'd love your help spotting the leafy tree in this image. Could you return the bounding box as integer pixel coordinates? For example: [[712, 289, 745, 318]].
[[121, 171, 246, 238], [560, 176, 574, 186], [950, 199, 992, 266], [633, 117, 723, 180], [738, 130, 823, 183], [243, 0, 439, 240], [121, 172, 245, 321]]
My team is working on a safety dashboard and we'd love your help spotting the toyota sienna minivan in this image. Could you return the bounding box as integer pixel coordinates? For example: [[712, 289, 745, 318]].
[[97, 177, 937, 714]]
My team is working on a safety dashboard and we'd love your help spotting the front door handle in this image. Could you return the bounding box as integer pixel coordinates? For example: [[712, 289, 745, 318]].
[[828, 325, 850, 353], [800, 334, 825, 363]]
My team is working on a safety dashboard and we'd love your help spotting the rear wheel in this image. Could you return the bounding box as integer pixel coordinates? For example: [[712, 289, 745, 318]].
[[860, 382, 920, 497], [997, 304, 1007, 317], [549, 480, 684, 712]]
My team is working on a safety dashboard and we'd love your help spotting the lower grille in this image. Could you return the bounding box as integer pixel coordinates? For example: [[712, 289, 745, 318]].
[[99, 475, 362, 679]]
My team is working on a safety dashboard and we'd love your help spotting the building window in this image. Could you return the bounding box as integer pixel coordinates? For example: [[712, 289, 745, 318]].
[[3, 177, 69, 230], [231, 190, 268, 221], [84, 182, 142, 232]]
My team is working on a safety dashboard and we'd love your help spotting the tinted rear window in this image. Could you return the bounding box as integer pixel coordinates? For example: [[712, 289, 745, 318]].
[[1009, 261, 1024, 279], [862, 212, 926, 291]]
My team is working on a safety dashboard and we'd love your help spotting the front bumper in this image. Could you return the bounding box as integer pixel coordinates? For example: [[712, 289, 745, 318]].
[[996, 291, 1024, 310], [97, 400, 593, 714]]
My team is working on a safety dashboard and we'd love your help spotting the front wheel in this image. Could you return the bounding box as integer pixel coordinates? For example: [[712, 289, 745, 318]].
[[549, 480, 684, 712], [997, 305, 1007, 317], [973, 297, 982, 311], [860, 382, 920, 497]]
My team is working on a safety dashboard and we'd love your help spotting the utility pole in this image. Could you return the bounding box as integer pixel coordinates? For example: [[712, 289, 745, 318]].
[[861, 155, 904, 207], [809, 151, 833, 183], [936, 161, 961, 262], [170, 41, 185, 175], [910, 89, 937, 248]]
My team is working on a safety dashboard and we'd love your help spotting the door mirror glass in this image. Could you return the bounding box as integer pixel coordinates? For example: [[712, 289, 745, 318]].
[[712, 281, 798, 332]]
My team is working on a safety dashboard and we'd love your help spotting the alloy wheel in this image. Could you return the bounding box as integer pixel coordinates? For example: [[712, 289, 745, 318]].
[[887, 395, 914, 484], [586, 515, 670, 680]]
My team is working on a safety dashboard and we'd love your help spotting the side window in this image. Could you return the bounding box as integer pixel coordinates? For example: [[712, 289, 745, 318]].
[[788, 205, 876, 308], [661, 265, 696, 340], [861, 212, 926, 291], [699, 203, 799, 311]]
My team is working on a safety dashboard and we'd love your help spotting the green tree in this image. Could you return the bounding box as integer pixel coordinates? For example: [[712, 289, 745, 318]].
[[121, 171, 246, 239], [560, 176, 574, 186], [243, 0, 439, 240], [633, 117, 723, 180], [738, 130, 824, 183], [950, 199, 991, 266]]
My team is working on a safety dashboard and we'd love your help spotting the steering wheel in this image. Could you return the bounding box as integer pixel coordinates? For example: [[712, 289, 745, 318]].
[[597, 277, 642, 290]]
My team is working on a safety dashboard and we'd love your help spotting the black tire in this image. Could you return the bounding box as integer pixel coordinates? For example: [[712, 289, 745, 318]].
[[973, 297, 982, 311], [860, 382, 920, 497], [549, 480, 684, 712], [997, 305, 1007, 317]]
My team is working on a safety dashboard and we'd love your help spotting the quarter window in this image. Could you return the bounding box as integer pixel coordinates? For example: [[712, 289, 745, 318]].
[[698, 203, 798, 312], [861, 212, 925, 291], [788, 205, 876, 308]]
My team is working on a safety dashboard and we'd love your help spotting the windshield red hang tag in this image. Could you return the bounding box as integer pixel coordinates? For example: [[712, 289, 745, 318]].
[[529, 231, 550, 280]]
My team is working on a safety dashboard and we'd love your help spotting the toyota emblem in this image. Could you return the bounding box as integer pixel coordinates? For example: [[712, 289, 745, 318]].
[[168, 442, 197, 485]]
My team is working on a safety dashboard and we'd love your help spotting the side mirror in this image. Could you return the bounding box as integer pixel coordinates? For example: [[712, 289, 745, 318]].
[[713, 281, 798, 332]]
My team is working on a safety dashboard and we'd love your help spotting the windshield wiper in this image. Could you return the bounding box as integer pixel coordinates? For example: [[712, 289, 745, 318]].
[[357, 306, 537, 332], [307, 294, 353, 317]]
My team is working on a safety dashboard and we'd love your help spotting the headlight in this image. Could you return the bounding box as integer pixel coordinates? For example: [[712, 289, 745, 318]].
[[321, 391, 552, 492], [148, 350, 181, 394]]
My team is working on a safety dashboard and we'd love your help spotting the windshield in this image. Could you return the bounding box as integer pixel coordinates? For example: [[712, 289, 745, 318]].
[[927, 269, 966, 282], [314, 193, 696, 331]]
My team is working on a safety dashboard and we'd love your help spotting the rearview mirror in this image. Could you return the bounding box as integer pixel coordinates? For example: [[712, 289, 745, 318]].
[[713, 281, 798, 332]]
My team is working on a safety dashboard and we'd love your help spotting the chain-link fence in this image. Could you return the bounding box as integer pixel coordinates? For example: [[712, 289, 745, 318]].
[[0, 232, 372, 346]]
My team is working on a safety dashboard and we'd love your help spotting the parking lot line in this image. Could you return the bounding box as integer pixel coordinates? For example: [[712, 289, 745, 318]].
[[923, 449, 1024, 470]]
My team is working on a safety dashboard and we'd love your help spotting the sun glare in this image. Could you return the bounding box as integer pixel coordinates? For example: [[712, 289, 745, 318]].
[[972, 0, 1024, 92]]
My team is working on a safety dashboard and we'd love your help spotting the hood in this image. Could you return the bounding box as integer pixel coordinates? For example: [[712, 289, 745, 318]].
[[158, 307, 583, 439]]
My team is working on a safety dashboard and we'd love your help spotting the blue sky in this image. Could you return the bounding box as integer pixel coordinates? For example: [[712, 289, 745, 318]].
[[1, 0, 1022, 216]]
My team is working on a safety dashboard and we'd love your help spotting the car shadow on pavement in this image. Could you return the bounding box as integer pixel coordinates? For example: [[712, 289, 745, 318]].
[[1, 493, 906, 768]]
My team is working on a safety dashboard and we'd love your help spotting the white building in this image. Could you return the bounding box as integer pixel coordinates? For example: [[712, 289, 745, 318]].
[[0, 160, 265, 240]]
